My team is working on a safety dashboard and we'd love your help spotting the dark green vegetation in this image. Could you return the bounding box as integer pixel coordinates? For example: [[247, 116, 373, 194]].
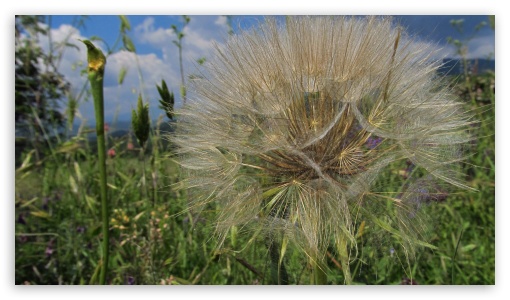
[[14, 15, 494, 285]]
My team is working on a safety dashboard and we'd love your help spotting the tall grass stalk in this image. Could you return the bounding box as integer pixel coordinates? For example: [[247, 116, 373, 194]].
[[172, 15, 190, 105], [81, 40, 109, 285]]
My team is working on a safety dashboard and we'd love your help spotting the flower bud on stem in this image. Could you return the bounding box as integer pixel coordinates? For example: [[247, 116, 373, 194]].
[[81, 39, 109, 285]]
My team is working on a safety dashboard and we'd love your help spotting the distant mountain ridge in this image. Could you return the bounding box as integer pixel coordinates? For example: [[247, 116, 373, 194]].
[[70, 119, 175, 139]]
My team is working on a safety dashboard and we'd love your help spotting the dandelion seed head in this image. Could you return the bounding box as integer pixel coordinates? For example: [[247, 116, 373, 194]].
[[173, 16, 474, 262]]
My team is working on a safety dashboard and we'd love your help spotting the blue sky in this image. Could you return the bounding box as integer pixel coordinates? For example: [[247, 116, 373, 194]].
[[35, 15, 495, 126]]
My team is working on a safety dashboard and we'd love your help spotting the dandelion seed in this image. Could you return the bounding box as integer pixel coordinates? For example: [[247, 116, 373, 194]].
[[173, 16, 474, 277]]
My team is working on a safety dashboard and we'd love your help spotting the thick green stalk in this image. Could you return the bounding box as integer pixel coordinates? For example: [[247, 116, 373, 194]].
[[82, 40, 109, 285]]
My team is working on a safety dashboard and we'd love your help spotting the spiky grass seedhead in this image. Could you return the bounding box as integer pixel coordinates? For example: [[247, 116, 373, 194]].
[[173, 16, 474, 264], [132, 94, 150, 148], [157, 80, 175, 120]]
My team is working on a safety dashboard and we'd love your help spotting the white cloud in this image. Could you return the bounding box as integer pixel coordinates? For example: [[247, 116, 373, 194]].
[[101, 50, 180, 122], [34, 23, 90, 94], [215, 15, 228, 26], [33, 15, 233, 125], [134, 15, 230, 103], [33, 16, 231, 125], [31, 20, 196, 125], [432, 34, 495, 60], [467, 35, 495, 59], [135, 17, 174, 49]]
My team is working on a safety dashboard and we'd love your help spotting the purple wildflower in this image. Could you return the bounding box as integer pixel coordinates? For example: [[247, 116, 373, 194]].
[[45, 239, 55, 257], [17, 213, 26, 225], [45, 246, 53, 257]]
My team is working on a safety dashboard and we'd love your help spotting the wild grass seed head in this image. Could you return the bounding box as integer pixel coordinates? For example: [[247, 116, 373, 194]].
[[173, 16, 475, 263]]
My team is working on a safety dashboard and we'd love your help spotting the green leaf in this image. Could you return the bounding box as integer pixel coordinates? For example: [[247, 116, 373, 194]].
[[163, 257, 174, 266], [20, 197, 39, 208], [69, 175, 78, 194], [170, 276, 191, 285], [488, 15, 495, 30], [31, 210, 51, 219], [196, 57, 206, 65], [88, 35, 104, 42], [365, 209, 438, 250], [133, 211, 146, 221], [461, 244, 477, 252], [230, 225, 238, 248], [56, 141, 81, 154], [116, 171, 132, 183], [119, 15, 131, 32], [118, 66, 128, 85], [19, 149, 35, 170], [450, 19, 465, 34], [122, 35, 136, 52], [85, 195, 97, 213], [74, 162, 83, 183], [107, 183, 118, 190], [180, 85, 186, 99], [475, 21, 487, 32], [279, 236, 288, 266]]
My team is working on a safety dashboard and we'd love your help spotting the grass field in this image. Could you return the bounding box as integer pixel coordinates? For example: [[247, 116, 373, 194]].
[[14, 67, 495, 285]]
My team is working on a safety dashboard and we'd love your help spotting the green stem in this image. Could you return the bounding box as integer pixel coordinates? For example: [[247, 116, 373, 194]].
[[142, 145, 156, 283], [337, 235, 352, 285], [82, 40, 109, 285], [267, 239, 289, 285], [313, 259, 327, 285]]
